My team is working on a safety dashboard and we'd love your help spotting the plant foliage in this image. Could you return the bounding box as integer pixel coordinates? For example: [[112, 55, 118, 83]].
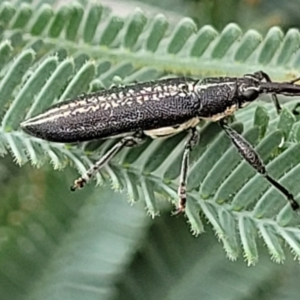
[[1, 4, 300, 295]]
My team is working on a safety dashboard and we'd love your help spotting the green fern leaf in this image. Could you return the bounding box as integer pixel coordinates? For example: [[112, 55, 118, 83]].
[[1, 2, 300, 265]]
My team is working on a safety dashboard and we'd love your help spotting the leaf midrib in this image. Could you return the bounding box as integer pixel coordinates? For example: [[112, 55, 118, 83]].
[[9, 32, 300, 79]]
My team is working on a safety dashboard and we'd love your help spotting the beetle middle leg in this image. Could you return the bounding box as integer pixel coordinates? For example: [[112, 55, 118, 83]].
[[219, 119, 299, 210], [174, 127, 199, 214], [71, 132, 145, 191]]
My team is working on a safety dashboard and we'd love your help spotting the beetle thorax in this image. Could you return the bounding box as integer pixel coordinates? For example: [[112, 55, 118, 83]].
[[195, 77, 260, 121]]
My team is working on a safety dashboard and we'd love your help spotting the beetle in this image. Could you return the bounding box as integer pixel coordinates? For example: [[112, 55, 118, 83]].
[[21, 71, 300, 213]]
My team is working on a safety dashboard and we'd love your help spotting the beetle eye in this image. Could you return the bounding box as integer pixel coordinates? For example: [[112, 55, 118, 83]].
[[242, 88, 259, 101]]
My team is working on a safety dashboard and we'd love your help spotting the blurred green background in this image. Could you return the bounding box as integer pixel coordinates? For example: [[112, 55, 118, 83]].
[[1, 0, 300, 299]]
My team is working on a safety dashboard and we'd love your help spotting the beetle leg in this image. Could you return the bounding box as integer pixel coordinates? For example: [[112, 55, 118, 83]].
[[250, 71, 300, 115], [71, 133, 145, 191], [174, 127, 199, 214], [219, 120, 299, 210], [292, 102, 300, 115], [276, 73, 300, 116], [253, 71, 282, 114]]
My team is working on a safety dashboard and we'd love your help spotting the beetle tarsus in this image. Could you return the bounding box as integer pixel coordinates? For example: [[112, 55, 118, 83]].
[[70, 178, 86, 191], [290, 198, 300, 211], [292, 102, 300, 115], [172, 200, 186, 216]]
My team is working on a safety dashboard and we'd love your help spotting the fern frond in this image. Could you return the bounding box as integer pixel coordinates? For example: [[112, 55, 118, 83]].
[[1, 2, 300, 263]]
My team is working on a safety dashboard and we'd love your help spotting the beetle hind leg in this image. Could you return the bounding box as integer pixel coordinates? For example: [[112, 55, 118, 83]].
[[219, 119, 299, 211], [71, 133, 145, 191]]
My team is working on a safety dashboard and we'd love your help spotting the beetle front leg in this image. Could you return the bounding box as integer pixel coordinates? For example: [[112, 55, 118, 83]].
[[71, 133, 145, 191], [174, 127, 199, 214], [292, 102, 300, 115], [219, 120, 299, 210], [250, 71, 282, 114]]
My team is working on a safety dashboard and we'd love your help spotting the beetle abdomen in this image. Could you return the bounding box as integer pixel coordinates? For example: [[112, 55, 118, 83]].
[[21, 78, 201, 142]]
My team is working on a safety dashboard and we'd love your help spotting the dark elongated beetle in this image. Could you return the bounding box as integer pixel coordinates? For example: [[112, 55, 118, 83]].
[[21, 71, 300, 213]]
